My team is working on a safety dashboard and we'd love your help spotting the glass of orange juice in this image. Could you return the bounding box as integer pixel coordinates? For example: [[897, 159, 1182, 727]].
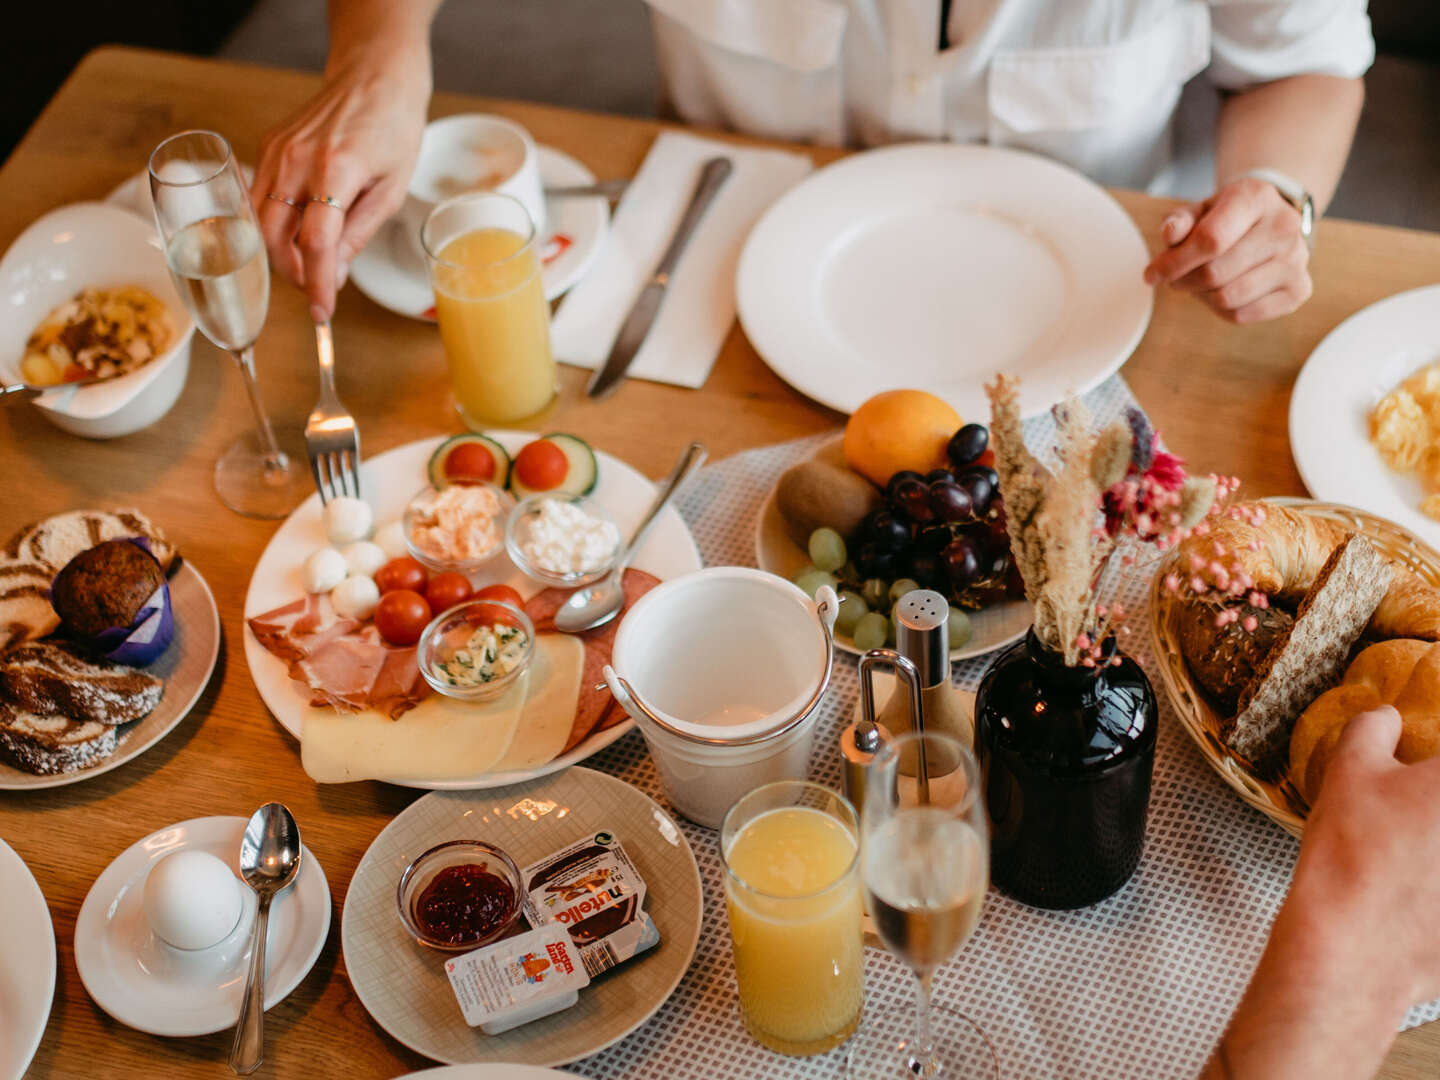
[[720, 780, 864, 1056], [421, 192, 555, 427]]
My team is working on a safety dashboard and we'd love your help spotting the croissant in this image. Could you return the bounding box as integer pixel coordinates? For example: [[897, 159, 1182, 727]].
[[1290, 639, 1440, 803], [1174, 504, 1440, 640]]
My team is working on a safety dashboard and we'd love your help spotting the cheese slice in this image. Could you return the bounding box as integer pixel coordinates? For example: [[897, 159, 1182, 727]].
[[492, 634, 585, 771]]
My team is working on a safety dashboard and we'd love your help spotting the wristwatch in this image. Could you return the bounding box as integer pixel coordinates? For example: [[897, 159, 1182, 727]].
[[1239, 167, 1315, 251]]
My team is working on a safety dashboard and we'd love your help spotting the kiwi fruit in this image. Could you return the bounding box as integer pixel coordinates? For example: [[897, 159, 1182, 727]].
[[776, 460, 882, 548]]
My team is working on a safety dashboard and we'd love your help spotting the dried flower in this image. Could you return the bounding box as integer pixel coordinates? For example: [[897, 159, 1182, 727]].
[[1090, 422, 1133, 489]]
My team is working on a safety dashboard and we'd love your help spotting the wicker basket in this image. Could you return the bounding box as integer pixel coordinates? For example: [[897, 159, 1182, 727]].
[[1148, 497, 1440, 837]]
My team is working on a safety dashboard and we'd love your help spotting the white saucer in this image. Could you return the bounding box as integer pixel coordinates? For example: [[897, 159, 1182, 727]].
[[350, 145, 609, 321], [0, 837, 55, 1077], [74, 815, 331, 1038]]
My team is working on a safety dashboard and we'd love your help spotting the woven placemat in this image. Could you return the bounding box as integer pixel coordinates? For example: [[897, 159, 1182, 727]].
[[569, 374, 1439, 1079]]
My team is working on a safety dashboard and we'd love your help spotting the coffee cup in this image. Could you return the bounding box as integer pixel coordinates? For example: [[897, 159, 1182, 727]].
[[399, 114, 546, 260]]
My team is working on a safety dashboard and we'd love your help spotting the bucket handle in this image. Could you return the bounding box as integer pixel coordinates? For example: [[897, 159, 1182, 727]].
[[606, 587, 837, 748]]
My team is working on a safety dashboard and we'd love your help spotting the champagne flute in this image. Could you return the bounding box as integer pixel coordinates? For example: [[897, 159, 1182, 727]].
[[847, 730, 999, 1078], [149, 130, 309, 519]]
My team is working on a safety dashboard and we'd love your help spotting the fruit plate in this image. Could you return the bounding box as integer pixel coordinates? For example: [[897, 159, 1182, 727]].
[[753, 439, 1031, 661], [243, 433, 702, 790], [1147, 497, 1440, 838]]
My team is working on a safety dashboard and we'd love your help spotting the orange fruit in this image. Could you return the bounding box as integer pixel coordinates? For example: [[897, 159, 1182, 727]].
[[843, 390, 962, 487]]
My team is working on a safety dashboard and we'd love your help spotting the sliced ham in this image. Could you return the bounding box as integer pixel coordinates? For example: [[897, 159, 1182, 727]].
[[294, 631, 389, 711], [247, 594, 361, 663]]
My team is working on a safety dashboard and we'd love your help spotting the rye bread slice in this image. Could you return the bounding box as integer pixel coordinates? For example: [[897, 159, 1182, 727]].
[[1225, 537, 1392, 774], [0, 641, 163, 725], [0, 700, 126, 775]]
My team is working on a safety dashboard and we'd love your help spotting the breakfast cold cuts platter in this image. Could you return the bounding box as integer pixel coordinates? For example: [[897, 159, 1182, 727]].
[[243, 433, 702, 790]]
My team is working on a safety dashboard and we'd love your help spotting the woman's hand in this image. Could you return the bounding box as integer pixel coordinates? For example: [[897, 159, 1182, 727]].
[[1143, 177, 1311, 325], [251, 44, 431, 323]]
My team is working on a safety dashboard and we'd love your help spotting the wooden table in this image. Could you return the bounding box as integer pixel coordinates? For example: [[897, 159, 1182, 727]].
[[3, 46, 1438, 1079]]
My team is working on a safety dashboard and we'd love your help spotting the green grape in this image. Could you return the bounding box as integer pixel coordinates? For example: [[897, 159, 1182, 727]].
[[886, 608, 898, 646], [835, 591, 868, 636], [947, 605, 973, 648], [861, 578, 889, 611], [889, 578, 921, 606], [852, 612, 889, 652], [808, 527, 847, 573], [795, 569, 837, 600], [791, 563, 819, 586]]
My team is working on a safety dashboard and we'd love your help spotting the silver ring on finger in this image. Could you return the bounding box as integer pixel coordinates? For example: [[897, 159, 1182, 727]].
[[309, 195, 347, 211], [265, 192, 302, 208]]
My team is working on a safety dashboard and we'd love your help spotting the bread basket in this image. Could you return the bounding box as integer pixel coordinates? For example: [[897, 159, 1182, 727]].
[[1148, 497, 1440, 837]]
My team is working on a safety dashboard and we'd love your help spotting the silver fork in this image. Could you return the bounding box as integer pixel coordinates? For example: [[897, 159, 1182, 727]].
[[305, 322, 361, 503]]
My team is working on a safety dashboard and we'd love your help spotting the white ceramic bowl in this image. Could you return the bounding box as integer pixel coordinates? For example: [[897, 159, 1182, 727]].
[[604, 567, 838, 828], [0, 202, 195, 439]]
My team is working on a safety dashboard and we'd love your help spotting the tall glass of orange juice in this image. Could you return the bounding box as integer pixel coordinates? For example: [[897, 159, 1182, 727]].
[[720, 781, 864, 1056], [421, 192, 555, 427]]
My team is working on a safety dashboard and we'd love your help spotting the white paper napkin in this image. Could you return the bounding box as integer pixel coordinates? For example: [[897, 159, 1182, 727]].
[[550, 131, 813, 388]]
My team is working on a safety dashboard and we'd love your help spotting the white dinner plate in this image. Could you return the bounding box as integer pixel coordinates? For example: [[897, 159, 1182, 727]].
[[74, 815, 331, 1038], [0, 561, 222, 790], [0, 836, 55, 1077], [342, 770, 701, 1067], [736, 143, 1153, 419], [243, 433, 702, 789], [351, 146, 609, 320], [1289, 284, 1440, 544]]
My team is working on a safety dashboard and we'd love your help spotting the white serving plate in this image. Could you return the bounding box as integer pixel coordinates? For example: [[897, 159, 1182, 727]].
[[243, 433, 702, 789], [736, 143, 1152, 420], [1289, 284, 1440, 545], [0, 836, 55, 1077]]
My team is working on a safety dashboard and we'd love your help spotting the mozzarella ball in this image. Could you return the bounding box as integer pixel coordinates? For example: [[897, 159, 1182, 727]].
[[324, 496, 374, 545], [341, 540, 387, 579], [302, 547, 348, 594], [331, 574, 380, 620], [144, 850, 243, 951], [373, 519, 408, 560]]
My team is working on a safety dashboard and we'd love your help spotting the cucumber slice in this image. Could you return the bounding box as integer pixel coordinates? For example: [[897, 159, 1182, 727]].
[[428, 433, 511, 489], [508, 433, 599, 499]]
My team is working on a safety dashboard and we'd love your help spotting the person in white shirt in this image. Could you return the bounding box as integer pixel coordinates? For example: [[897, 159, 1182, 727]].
[[254, 0, 1370, 333]]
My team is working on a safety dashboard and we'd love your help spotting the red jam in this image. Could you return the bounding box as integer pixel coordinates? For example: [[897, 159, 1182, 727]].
[[413, 863, 516, 946]]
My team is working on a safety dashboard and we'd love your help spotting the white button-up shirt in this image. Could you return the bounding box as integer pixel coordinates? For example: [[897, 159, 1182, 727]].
[[642, 0, 1374, 193]]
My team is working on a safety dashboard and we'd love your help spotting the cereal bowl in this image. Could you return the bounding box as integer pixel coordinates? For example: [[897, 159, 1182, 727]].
[[505, 492, 622, 589], [0, 202, 195, 439], [401, 482, 513, 573], [396, 839, 524, 952], [417, 598, 536, 702]]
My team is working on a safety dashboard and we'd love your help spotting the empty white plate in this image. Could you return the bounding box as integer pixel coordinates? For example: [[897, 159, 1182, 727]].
[[1289, 283, 1440, 543], [74, 815, 331, 1037], [736, 143, 1152, 419], [0, 837, 55, 1077]]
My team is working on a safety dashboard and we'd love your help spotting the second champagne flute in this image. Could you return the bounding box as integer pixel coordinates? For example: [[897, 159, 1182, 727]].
[[149, 129, 309, 519]]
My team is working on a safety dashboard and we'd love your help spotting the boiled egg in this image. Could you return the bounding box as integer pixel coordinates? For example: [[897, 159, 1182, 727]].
[[302, 547, 348, 594], [324, 496, 374, 545], [143, 850, 244, 951]]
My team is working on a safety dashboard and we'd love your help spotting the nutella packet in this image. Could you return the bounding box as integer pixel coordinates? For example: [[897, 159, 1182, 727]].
[[521, 831, 660, 978], [444, 923, 590, 1034]]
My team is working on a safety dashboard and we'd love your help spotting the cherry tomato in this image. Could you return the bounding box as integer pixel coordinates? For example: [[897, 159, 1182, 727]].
[[514, 439, 568, 491], [426, 572, 473, 614], [374, 589, 432, 646], [375, 557, 428, 595], [443, 443, 497, 484], [474, 583, 524, 610]]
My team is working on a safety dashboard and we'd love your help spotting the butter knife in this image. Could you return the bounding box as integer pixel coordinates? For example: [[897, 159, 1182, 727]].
[[586, 156, 734, 399]]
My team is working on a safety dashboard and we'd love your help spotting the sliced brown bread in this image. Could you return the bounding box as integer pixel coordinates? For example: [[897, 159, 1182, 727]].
[[0, 700, 126, 775], [1225, 536, 1392, 774], [0, 641, 163, 725]]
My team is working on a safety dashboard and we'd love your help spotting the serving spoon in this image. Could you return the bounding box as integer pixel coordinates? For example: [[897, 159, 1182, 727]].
[[229, 802, 303, 1076], [554, 441, 707, 633]]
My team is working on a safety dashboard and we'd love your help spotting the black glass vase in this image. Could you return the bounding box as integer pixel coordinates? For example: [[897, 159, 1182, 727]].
[[974, 629, 1157, 909]]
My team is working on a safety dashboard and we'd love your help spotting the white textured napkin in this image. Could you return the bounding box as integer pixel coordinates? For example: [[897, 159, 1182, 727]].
[[550, 131, 812, 388]]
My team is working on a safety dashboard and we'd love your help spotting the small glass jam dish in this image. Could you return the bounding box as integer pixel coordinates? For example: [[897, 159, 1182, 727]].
[[402, 482, 513, 574], [505, 492, 622, 589], [417, 598, 536, 701], [397, 840, 524, 952]]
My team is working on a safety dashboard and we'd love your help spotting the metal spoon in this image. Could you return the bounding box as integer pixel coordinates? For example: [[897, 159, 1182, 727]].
[[229, 803, 303, 1076], [1, 373, 115, 401], [554, 441, 707, 633]]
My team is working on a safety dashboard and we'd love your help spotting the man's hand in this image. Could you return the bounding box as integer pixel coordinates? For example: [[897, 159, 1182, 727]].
[[1143, 177, 1311, 325]]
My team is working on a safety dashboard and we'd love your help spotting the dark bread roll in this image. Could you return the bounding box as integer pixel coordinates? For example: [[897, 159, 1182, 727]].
[[1176, 601, 1294, 711], [50, 540, 165, 639]]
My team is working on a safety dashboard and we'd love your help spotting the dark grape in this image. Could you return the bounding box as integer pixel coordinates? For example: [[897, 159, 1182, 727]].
[[907, 551, 946, 591], [890, 478, 935, 524], [984, 544, 1010, 579], [928, 481, 975, 523], [955, 469, 994, 515], [925, 468, 955, 485], [947, 423, 989, 468], [970, 465, 999, 491], [885, 470, 925, 498], [855, 542, 900, 580], [865, 510, 911, 551], [916, 523, 954, 553], [942, 537, 982, 589]]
